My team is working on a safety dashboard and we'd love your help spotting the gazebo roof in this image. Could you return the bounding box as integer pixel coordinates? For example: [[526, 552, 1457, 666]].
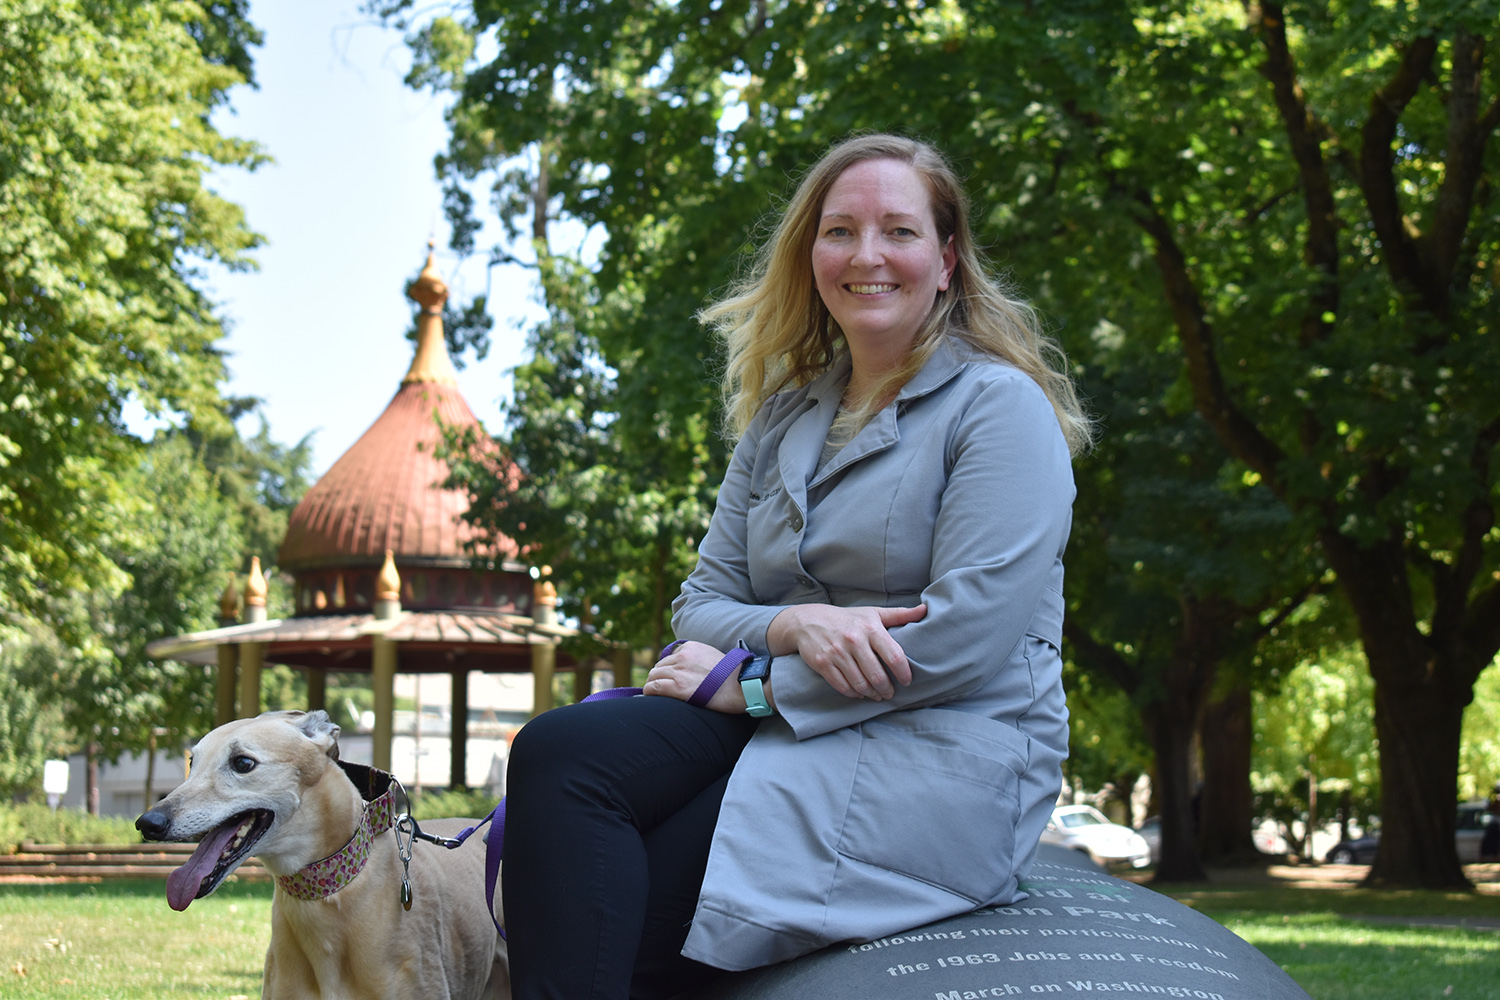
[[278, 252, 515, 573], [144, 609, 578, 674]]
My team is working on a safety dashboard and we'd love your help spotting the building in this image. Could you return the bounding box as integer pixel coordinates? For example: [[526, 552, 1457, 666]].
[[146, 249, 630, 797]]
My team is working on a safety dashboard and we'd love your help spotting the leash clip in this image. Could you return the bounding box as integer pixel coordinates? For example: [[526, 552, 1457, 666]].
[[391, 777, 417, 912], [394, 812, 415, 911], [408, 823, 466, 849]]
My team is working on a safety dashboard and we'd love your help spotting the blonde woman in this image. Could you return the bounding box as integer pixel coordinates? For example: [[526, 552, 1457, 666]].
[[502, 134, 1089, 1000]]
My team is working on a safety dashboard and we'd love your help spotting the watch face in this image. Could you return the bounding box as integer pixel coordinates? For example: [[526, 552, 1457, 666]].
[[739, 656, 771, 682]]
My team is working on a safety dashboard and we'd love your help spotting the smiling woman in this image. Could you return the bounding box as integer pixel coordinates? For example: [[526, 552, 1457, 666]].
[[495, 133, 1096, 1000], [811, 157, 957, 396]]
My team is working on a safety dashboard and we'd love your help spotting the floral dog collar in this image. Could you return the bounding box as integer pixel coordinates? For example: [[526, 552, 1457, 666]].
[[276, 762, 397, 902]]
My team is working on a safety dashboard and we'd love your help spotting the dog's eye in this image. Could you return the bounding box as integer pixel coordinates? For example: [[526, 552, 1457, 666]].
[[230, 755, 257, 774]]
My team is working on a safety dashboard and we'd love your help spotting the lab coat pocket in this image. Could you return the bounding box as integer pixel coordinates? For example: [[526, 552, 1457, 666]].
[[836, 711, 1030, 902]]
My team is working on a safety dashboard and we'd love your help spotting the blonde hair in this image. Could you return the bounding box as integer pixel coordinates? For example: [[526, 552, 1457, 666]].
[[700, 133, 1093, 455]]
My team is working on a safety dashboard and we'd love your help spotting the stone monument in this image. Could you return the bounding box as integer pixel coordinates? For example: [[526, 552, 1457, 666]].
[[695, 845, 1309, 1000]]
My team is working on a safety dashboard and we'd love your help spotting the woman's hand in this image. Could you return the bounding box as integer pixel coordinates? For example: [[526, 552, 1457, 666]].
[[643, 641, 754, 715], [767, 603, 926, 700]]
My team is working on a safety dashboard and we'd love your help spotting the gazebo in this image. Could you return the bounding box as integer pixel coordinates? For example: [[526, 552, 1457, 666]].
[[148, 250, 630, 782]]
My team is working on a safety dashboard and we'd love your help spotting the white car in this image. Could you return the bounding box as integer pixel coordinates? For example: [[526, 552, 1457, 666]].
[[1043, 805, 1153, 869]]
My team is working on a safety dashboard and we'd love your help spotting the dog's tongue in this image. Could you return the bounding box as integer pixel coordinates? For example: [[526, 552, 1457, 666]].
[[166, 820, 242, 911]]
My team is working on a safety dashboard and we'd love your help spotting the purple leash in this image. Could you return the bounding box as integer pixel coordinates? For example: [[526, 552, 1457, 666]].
[[433, 640, 749, 937]]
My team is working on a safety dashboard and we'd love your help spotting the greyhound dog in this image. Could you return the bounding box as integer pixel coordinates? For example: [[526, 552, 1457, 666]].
[[136, 709, 509, 1000]]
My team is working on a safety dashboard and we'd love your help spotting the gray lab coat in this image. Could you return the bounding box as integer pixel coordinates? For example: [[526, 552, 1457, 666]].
[[673, 338, 1075, 971]]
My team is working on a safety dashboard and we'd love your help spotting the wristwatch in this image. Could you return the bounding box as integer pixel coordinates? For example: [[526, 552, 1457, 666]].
[[736, 640, 775, 717]]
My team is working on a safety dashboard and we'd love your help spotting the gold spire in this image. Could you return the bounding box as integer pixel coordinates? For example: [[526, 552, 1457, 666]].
[[532, 565, 557, 625], [245, 556, 267, 608], [218, 575, 240, 620], [402, 244, 460, 386], [533, 565, 557, 608], [376, 549, 401, 602]]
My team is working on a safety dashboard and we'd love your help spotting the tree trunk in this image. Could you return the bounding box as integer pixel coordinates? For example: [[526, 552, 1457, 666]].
[[1326, 533, 1474, 889], [651, 534, 668, 653], [1199, 683, 1261, 864], [1364, 665, 1470, 888], [144, 730, 157, 811], [1147, 709, 1208, 882], [86, 742, 99, 816]]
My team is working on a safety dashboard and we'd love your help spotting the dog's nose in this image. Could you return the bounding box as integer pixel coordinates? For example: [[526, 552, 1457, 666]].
[[136, 808, 171, 841]]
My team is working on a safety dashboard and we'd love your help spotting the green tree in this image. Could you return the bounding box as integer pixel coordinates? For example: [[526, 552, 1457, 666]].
[[10, 415, 312, 802], [388, 0, 1500, 888], [0, 0, 262, 639], [1253, 646, 1381, 858], [0, 0, 269, 800], [958, 1, 1500, 889], [65, 436, 245, 759], [1062, 331, 1327, 879], [377, 0, 828, 652], [0, 620, 66, 799], [182, 398, 315, 573], [1459, 657, 1500, 802], [1059, 661, 1153, 814], [441, 250, 717, 651]]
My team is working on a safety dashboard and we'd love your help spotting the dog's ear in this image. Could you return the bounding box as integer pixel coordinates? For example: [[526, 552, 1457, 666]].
[[296, 710, 341, 761]]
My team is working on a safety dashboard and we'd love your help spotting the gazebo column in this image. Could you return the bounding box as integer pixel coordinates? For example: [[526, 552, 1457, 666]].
[[449, 668, 469, 789], [531, 641, 556, 716], [372, 549, 403, 772], [306, 668, 327, 714], [372, 636, 397, 772], [239, 644, 264, 719], [239, 557, 268, 719], [612, 646, 632, 690], [215, 579, 239, 726], [531, 572, 558, 715], [573, 660, 595, 703], [215, 645, 238, 727]]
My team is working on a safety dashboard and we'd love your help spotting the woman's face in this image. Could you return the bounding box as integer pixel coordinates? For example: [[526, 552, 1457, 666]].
[[812, 157, 956, 358]]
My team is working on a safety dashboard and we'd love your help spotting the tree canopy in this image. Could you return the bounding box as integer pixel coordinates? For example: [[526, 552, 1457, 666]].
[[386, 0, 1500, 887], [0, 0, 283, 797], [0, 0, 263, 637]]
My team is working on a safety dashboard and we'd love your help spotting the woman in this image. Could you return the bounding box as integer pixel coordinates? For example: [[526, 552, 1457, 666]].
[[501, 133, 1091, 1000]]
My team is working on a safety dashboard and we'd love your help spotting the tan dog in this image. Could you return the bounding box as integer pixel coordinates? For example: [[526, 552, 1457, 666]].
[[136, 710, 509, 1000]]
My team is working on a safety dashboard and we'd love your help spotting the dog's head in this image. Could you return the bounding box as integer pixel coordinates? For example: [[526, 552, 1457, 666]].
[[136, 710, 343, 910]]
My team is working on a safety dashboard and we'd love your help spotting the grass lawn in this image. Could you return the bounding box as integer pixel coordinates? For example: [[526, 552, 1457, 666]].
[[3, 866, 1498, 999], [1214, 912, 1498, 999], [0, 879, 272, 999], [1147, 863, 1500, 1000]]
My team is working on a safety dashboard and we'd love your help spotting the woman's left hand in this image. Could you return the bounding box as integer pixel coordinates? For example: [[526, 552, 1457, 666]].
[[644, 641, 751, 714]]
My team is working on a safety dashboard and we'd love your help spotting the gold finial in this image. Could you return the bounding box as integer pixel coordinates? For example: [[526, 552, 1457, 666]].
[[218, 576, 240, 620], [376, 549, 401, 602], [533, 565, 557, 607], [245, 556, 267, 607], [333, 573, 346, 608], [532, 565, 558, 626], [406, 248, 449, 313], [402, 247, 460, 386]]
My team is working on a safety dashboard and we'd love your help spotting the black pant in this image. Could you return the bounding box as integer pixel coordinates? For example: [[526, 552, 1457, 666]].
[[501, 695, 760, 1000]]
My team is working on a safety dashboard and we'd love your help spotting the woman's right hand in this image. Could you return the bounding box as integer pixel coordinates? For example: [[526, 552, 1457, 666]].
[[767, 603, 927, 700]]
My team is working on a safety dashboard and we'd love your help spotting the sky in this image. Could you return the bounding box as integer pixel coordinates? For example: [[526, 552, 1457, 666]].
[[202, 1, 543, 476]]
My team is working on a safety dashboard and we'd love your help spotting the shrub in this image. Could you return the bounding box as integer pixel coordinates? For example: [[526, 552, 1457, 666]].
[[0, 803, 141, 852], [410, 787, 501, 822]]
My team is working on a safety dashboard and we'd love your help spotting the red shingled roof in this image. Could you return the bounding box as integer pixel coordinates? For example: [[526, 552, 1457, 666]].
[[277, 380, 511, 570]]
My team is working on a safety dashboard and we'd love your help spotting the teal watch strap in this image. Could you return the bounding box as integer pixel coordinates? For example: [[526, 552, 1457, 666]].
[[738, 650, 774, 718]]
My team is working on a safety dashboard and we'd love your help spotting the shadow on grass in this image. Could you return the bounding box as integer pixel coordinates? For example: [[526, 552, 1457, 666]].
[[1127, 861, 1500, 920]]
